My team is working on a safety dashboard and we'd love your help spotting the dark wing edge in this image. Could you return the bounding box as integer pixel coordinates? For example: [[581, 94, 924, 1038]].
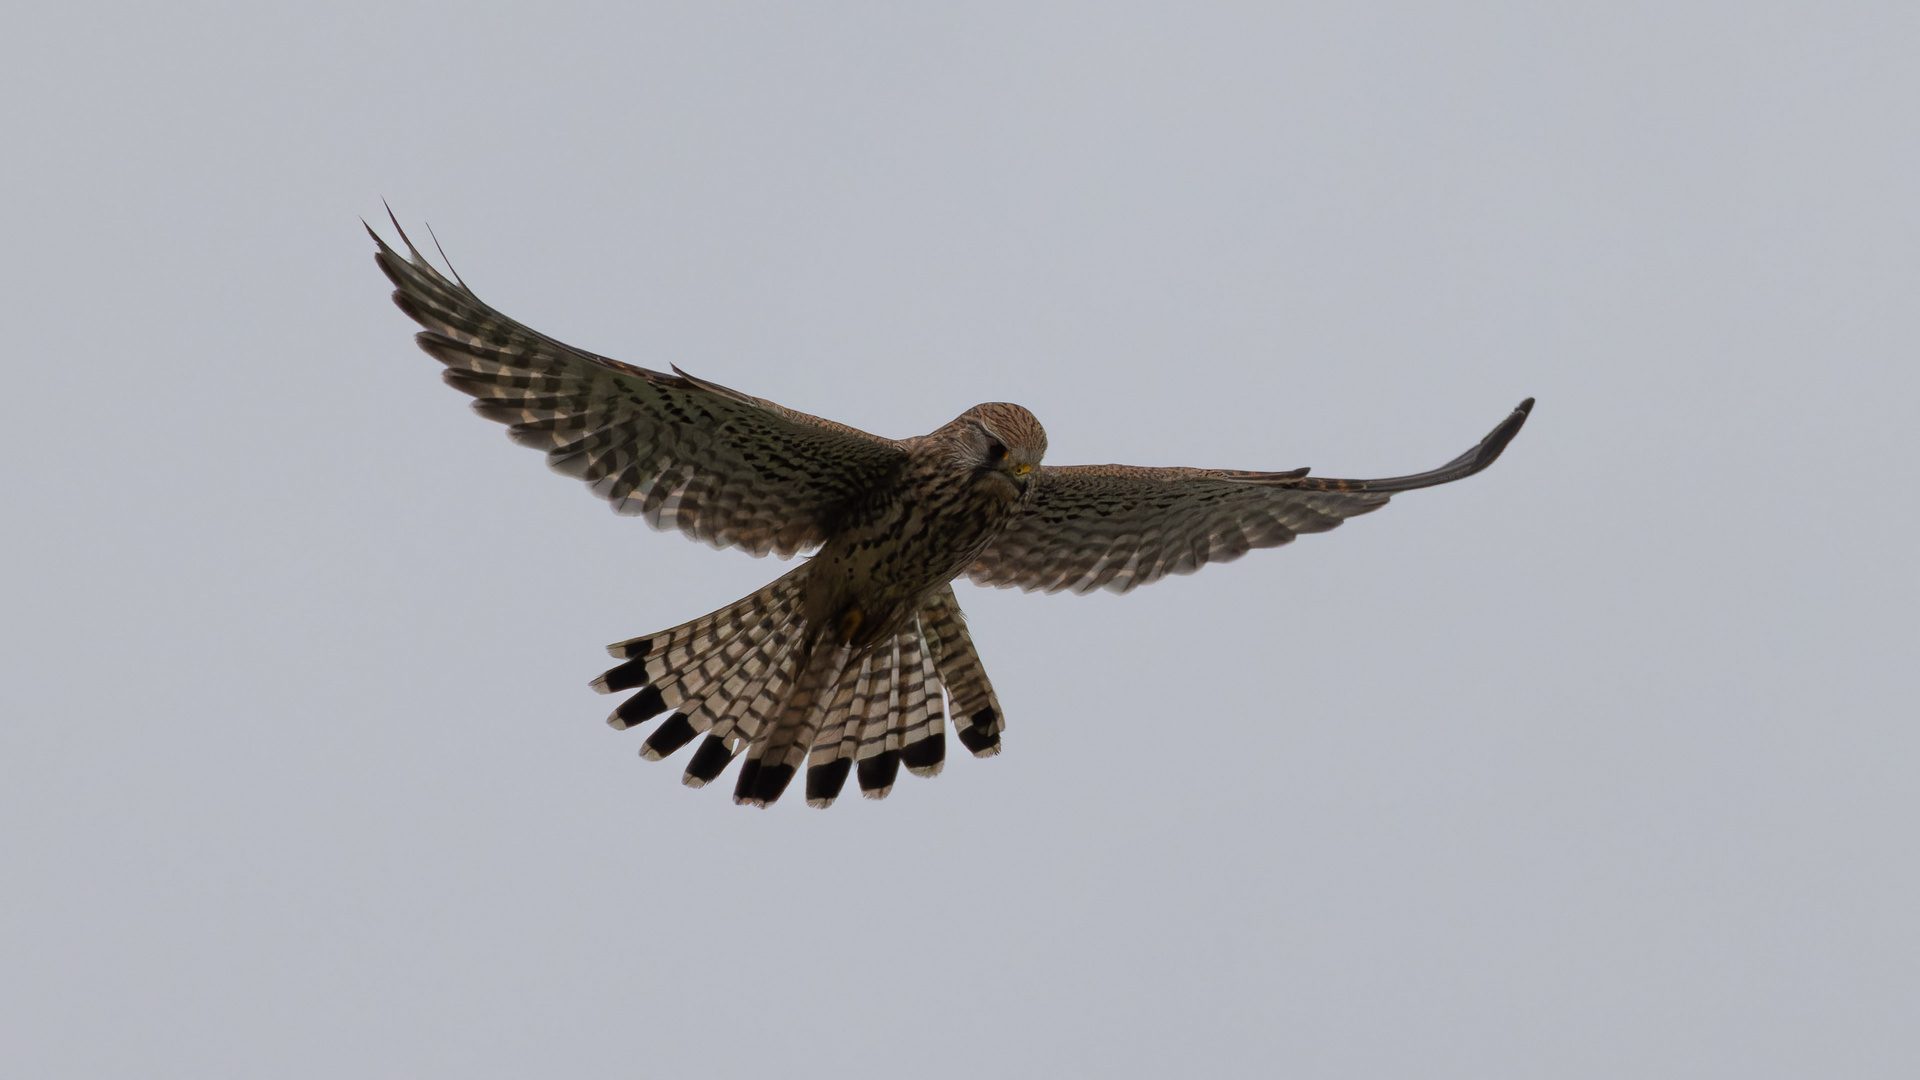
[[367, 209, 908, 557], [967, 398, 1535, 595]]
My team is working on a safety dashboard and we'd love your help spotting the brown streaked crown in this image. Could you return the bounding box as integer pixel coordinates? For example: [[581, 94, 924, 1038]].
[[959, 402, 1048, 463]]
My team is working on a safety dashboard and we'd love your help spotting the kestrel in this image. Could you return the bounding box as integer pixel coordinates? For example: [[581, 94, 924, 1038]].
[[372, 217, 1533, 809]]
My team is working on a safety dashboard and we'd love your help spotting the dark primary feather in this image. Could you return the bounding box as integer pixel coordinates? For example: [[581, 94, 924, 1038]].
[[369, 216, 908, 558], [969, 399, 1534, 594]]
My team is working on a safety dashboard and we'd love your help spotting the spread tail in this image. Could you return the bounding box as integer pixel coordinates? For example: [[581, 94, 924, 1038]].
[[597, 577, 1005, 808]]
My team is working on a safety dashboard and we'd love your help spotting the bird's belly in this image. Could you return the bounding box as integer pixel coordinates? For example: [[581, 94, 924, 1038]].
[[806, 502, 999, 648]]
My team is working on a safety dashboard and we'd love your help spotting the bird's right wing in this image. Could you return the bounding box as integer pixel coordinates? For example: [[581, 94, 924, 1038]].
[[372, 217, 908, 558], [968, 399, 1533, 594]]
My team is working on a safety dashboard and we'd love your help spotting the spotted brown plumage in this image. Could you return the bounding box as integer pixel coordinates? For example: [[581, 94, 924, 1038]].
[[372, 214, 1533, 809]]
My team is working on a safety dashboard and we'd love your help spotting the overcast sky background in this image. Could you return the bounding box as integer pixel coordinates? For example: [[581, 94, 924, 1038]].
[[3, 3, 1916, 1077]]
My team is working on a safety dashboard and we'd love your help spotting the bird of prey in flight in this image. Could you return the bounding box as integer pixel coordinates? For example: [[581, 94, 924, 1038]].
[[371, 215, 1532, 809]]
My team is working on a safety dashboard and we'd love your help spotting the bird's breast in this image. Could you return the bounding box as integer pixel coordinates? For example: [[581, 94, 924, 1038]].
[[803, 475, 1018, 646]]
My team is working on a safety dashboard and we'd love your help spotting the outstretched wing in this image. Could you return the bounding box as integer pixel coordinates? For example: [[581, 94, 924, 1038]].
[[968, 399, 1533, 594], [371, 215, 907, 558]]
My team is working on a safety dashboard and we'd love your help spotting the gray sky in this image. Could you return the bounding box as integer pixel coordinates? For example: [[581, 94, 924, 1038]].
[[3, 3, 1916, 1077]]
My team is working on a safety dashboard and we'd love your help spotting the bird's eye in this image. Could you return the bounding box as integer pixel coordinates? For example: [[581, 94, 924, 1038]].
[[988, 441, 1008, 461]]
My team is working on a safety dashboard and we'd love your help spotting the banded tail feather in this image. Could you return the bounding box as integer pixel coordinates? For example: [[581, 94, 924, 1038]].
[[639, 713, 700, 760], [805, 651, 881, 807], [919, 585, 1005, 757], [902, 638, 956, 772], [896, 632, 946, 778], [853, 635, 906, 799], [683, 734, 739, 787]]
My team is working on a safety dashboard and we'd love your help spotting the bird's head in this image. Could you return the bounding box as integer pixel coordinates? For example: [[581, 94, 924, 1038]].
[[956, 402, 1048, 502]]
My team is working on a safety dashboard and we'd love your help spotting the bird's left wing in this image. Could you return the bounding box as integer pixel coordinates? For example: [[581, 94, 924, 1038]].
[[371, 217, 908, 558], [968, 399, 1533, 594]]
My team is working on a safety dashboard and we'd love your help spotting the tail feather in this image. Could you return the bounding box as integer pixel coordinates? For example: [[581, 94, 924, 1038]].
[[919, 585, 1005, 757], [805, 652, 879, 807], [896, 630, 946, 778], [852, 637, 905, 798], [639, 712, 701, 759], [682, 733, 739, 787]]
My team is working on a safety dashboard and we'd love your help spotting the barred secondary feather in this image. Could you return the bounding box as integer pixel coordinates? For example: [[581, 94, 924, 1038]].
[[372, 213, 1532, 809]]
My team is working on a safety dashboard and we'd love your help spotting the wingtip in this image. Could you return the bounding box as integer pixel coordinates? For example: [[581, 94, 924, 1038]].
[[423, 219, 468, 289], [666, 362, 707, 391], [1495, 395, 1535, 439], [1311, 394, 1538, 493], [379, 199, 423, 258], [1469, 396, 1534, 471]]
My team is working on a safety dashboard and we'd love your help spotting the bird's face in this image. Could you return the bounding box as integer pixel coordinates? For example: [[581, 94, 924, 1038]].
[[961, 403, 1048, 503]]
